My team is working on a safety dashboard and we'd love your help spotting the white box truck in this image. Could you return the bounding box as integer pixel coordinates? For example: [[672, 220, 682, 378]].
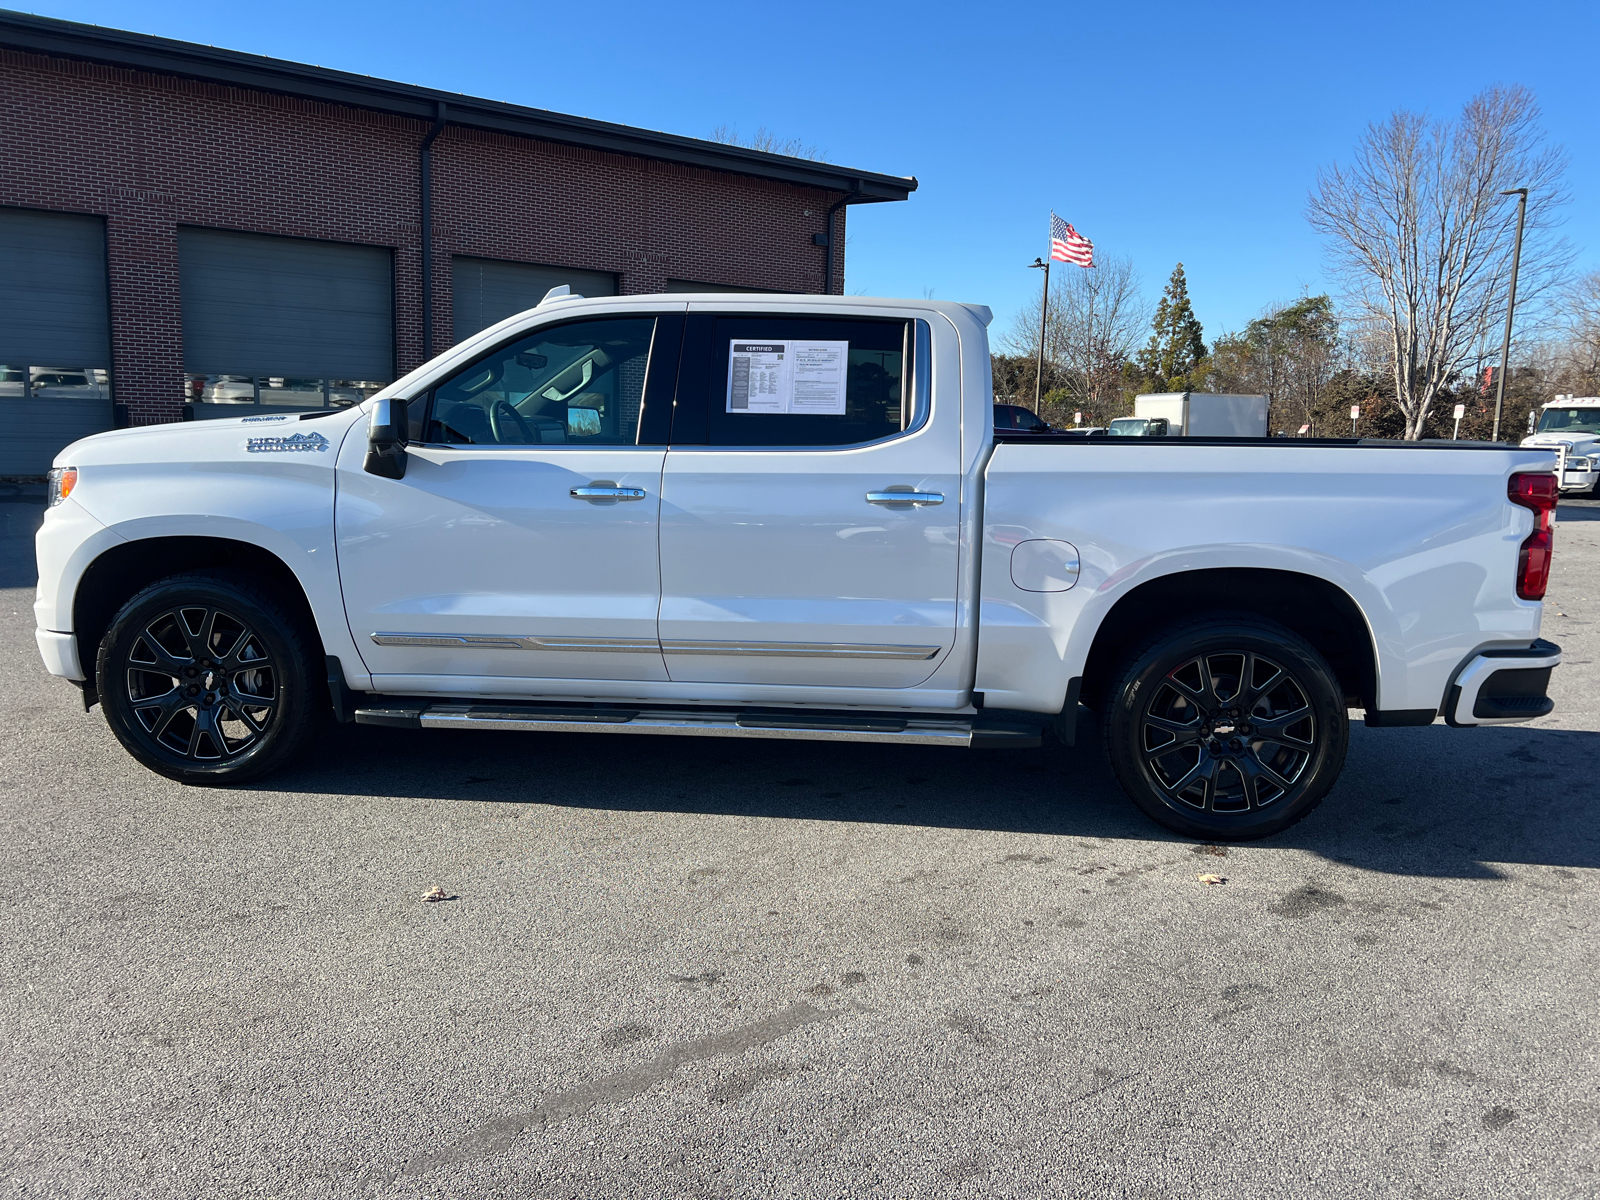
[[1109, 392, 1269, 437]]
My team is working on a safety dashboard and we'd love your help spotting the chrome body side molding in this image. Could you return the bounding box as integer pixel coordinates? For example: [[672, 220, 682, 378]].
[[660, 640, 941, 660], [371, 633, 941, 660], [369, 632, 659, 653]]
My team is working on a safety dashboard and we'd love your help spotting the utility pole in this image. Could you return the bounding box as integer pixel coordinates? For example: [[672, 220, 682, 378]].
[[1029, 257, 1050, 415], [1492, 187, 1529, 442], [1084, 271, 1095, 417]]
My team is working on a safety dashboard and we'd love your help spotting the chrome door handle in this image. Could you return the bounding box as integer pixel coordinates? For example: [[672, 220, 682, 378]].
[[866, 490, 944, 506], [571, 485, 646, 501]]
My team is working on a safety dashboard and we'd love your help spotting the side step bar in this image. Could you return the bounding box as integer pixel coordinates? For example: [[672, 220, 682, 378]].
[[353, 701, 1041, 749]]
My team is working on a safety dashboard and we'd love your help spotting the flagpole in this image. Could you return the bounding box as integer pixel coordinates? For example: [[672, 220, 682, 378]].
[[1031, 258, 1050, 415]]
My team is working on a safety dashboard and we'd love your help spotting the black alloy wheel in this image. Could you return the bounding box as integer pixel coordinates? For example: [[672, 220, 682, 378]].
[[1102, 614, 1349, 840], [98, 571, 322, 784]]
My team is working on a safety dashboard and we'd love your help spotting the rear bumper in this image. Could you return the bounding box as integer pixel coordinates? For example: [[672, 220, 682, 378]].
[[36, 628, 86, 681], [1444, 639, 1560, 727]]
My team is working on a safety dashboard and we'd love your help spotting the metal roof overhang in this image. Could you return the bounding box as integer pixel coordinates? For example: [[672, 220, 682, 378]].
[[0, 9, 916, 203]]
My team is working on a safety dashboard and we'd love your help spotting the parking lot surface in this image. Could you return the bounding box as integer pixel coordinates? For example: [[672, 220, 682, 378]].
[[2, 483, 1597, 1200]]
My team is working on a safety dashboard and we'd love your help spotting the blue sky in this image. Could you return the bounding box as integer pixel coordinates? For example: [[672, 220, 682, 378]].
[[24, 0, 1600, 345]]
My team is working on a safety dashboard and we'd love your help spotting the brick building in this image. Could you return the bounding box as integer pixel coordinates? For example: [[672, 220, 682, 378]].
[[0, 10, 914, 474]]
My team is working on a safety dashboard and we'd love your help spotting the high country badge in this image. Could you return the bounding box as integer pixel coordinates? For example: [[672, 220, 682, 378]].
[[246, 431, 330, 454]]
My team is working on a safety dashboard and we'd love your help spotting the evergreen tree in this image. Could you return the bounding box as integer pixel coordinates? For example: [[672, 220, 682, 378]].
[[1137, 263, 1207, 391]]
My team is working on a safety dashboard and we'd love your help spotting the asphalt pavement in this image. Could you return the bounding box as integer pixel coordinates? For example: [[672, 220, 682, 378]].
[[1, 482, 1597, 1199]]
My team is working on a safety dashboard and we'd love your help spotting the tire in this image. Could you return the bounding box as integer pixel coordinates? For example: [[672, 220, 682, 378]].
[[1101, 613, 1349, 841], [96, 570, 323, 785]]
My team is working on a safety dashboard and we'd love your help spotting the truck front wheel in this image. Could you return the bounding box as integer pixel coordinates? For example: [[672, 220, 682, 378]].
[[96, 571, 322, 785], [1101, 615, 1348, 840]]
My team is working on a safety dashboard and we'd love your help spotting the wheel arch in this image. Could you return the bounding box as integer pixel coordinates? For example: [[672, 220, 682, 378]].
[[1078, 567, 1378, 714], [74, 537, 320, 679]]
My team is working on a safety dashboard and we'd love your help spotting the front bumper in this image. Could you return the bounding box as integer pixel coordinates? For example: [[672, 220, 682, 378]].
[[1558, 469, 1597, 493], [1444, 639, 1560, 727], [36, 628, 86, 681]]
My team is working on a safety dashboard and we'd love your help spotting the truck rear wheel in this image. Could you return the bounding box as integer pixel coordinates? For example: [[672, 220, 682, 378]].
[[96, 571, 322, 785], [1101, 614, 1348, 840]]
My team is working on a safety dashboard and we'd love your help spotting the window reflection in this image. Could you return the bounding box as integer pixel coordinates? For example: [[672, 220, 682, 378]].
[[258, 377, 324, 407], [0, 366, 112, 401], [182, 374, 389, 418], [329, 380, 386, 407]]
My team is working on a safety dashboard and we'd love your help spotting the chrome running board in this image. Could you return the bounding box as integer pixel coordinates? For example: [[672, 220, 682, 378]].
[[352, 701, 1040, 749]]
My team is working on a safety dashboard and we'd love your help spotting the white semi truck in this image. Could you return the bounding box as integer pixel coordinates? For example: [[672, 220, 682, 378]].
[[1522, 395, 1600, 495], [1108, 392, 1269, 438]]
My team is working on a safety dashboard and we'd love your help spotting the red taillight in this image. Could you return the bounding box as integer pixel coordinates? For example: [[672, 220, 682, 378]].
[[1509, 472, 1557, 600]]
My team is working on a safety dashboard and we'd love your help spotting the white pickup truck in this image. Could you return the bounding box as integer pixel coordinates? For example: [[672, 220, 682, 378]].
[[34, 294, 1563, 840]]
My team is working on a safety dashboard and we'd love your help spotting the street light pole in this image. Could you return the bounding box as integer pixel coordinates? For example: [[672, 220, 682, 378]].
[[1029, 257, 1050, 415], [1491, 187, 1529, 442]]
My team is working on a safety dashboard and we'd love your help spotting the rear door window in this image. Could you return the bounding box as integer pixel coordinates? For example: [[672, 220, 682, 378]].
[[671, 315, 912, 447]]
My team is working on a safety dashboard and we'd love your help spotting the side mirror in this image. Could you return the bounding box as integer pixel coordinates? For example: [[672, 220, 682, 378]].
[[364, 397, 409, 479], [1149, 418, 1170, 437]]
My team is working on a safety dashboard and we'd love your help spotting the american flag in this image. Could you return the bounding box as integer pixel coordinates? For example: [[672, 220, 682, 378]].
[[1050, 213, 1094, 267]]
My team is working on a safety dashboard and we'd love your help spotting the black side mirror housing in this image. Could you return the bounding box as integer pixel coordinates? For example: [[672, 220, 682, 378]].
[[364, 397, 409, 479], [1149, 418, 1170, 437]]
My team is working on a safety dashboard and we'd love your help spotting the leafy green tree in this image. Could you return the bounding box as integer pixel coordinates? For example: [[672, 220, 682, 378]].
[[1207, 294, 1341, 432], [1137, 264, 1207, 391]]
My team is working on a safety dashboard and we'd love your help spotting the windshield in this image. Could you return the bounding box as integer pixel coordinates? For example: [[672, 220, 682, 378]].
[[1537, 407, 1600, 435], [1107, 418, 1147, 436]]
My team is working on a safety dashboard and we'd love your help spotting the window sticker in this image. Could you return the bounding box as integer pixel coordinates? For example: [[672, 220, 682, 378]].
[[726, 340, 848, 415]]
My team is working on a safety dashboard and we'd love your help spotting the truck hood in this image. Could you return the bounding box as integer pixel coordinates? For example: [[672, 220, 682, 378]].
[[1522, 432, 1600, 455], [53, 410, 364, 469]]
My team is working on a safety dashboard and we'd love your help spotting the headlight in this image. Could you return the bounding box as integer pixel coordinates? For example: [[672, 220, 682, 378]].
[[1566, 457, 1592, 471], [46, 467, 78, 507]]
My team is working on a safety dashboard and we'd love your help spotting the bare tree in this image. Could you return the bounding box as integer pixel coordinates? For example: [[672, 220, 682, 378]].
[[709, 124, 826, 162], [1002, 255, 1148, 424], [1308, 85, 1571, 439], [1550, 269, 1600, 395]]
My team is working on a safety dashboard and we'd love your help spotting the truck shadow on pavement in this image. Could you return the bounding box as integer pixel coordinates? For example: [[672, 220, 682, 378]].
[[262, 714, 1600, 880]]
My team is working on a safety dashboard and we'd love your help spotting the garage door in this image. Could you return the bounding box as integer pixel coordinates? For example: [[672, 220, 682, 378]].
[[179, 227, 394, 418], [0, 208, 113, 476], [452, 256, 617, 345]]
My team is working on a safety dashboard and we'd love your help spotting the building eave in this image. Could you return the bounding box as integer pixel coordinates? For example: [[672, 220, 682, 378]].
[[0, 9, 917, 203]]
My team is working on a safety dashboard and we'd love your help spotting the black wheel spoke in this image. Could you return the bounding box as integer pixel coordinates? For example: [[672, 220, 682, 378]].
[[1238, 654, 1285, 709], [211, 622, 249, 667], [1239, 752, 1296, 802], [177, 607, 215, 661], [1167, 660, 1219, 710], [134, 687, 189, 741], [134, 630, 191, 675], [228, 681, 277, 710], [1252, 706, 1314, 745], [187, 705, 224, 759], [1163, 752, 1216, 801], [1236, 760, 1264, 809], [226, 686, 277, 733], [228, 634, 268, 670], [1144, 713, 1199, 737], [1142, 713, 1204, 752]]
